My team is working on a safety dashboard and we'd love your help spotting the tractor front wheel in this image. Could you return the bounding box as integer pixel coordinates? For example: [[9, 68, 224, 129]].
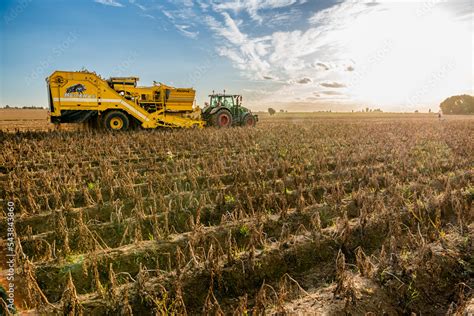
[[104, 111, 129, 131], [242, 114, 256, 127], [212, 110, 233, 128]]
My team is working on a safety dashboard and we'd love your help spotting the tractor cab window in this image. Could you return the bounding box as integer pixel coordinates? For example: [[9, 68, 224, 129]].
[[210, 97, 219, 107], [222, 96, 234, 107], [210, 95, 234, 107]]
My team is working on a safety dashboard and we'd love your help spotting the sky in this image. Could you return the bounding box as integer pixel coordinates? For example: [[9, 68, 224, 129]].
[[0, 0, 472, 112]]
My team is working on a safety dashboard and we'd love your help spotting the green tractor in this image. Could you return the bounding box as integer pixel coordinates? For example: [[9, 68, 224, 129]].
[[202, 92, 258, 128]]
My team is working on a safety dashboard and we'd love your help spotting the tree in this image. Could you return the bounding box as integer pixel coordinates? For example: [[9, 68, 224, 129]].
[[440, 95, 474, 115], [280, 109, 285, 113], [268, 108, 276, 116]]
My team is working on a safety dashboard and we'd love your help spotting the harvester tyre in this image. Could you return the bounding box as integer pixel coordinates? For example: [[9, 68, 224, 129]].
[[242, 114, 256, 127], [104, 111, 129, 131], [85, 117, 99, 131], [212, 110, 232, 128]]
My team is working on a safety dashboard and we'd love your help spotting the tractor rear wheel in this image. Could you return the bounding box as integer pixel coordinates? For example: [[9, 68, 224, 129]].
[[104, 111, 129, 131], [242, 113, 256, 127], [212, 110, 233, 128]]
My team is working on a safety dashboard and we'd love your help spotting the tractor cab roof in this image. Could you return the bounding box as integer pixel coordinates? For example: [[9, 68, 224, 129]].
[[209, 93, 242, 97]]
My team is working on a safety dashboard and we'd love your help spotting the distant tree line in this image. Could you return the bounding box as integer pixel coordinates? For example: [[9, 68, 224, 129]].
[[440, 95, 474, 115], [365, 108, 383, 112], [267, 108, 288, 115], [355, 108, 383, 113]]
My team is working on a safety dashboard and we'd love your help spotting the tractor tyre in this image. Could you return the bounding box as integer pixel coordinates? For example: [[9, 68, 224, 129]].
[[104, 111, 129, 131], [212, 110, 233, 128], [242, 113, 256, 127]]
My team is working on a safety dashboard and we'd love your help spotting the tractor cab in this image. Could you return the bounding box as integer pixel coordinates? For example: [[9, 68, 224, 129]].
[[202, 91, 258, 128], [210, 94, 239, 107]]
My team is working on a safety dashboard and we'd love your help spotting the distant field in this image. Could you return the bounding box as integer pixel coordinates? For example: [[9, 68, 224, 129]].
[[257, 111, 473, 121], [0, 109, 471, 132], [0, 109, 52, 131], [0, 108, 48, 120]]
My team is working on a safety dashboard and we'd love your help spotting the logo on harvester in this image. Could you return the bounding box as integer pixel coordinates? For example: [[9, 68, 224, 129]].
[[64, 84, 96, 98], [66, 84, 86, 94]]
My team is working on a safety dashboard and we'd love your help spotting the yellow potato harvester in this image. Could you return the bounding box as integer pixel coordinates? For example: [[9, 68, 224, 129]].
[[47, 70, 205, 130]]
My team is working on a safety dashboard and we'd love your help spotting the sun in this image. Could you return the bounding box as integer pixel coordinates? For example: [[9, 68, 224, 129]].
[[344, 2, 473, 110]]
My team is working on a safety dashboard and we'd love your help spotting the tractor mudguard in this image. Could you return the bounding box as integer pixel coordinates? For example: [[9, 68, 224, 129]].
[[209, 106, 227, 115]]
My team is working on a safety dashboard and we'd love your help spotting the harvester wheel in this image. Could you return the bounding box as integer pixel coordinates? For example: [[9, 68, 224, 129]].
[[212, 110, 232, 128], [86, 116, 100, 130], [242, 114, 256, 127], [104, 111, 129, 131]]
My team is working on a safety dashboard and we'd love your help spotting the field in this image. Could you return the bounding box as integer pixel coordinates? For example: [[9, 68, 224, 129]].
[[0, 111, 473, 315], [0, 109, 50, 132]]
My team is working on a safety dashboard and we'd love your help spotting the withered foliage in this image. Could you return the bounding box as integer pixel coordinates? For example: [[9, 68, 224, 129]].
[[0, 114, 472, 314]]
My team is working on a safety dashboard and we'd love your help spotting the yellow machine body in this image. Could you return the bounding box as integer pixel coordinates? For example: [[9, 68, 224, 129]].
[[47, 70, 204, 129]]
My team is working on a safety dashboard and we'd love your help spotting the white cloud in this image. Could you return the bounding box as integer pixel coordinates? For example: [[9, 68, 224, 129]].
[[89, 0, 472, 110], [307, 0, 473, 110], [141, 14, 155, 20], [321, 81, 346, 88], [212, 0, 305, 23], [205, 13, 272, 79], [129, 0, 471, 110], [202, 0, 473, 110], [296, 78, 312, 84], [175, 24, 199, 39], [267, 8, 302, 27], [94, 0, 123, 7], [129, 0, 146, 11], [162, 7, 199, 39], [182, 0, 194, 7]]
